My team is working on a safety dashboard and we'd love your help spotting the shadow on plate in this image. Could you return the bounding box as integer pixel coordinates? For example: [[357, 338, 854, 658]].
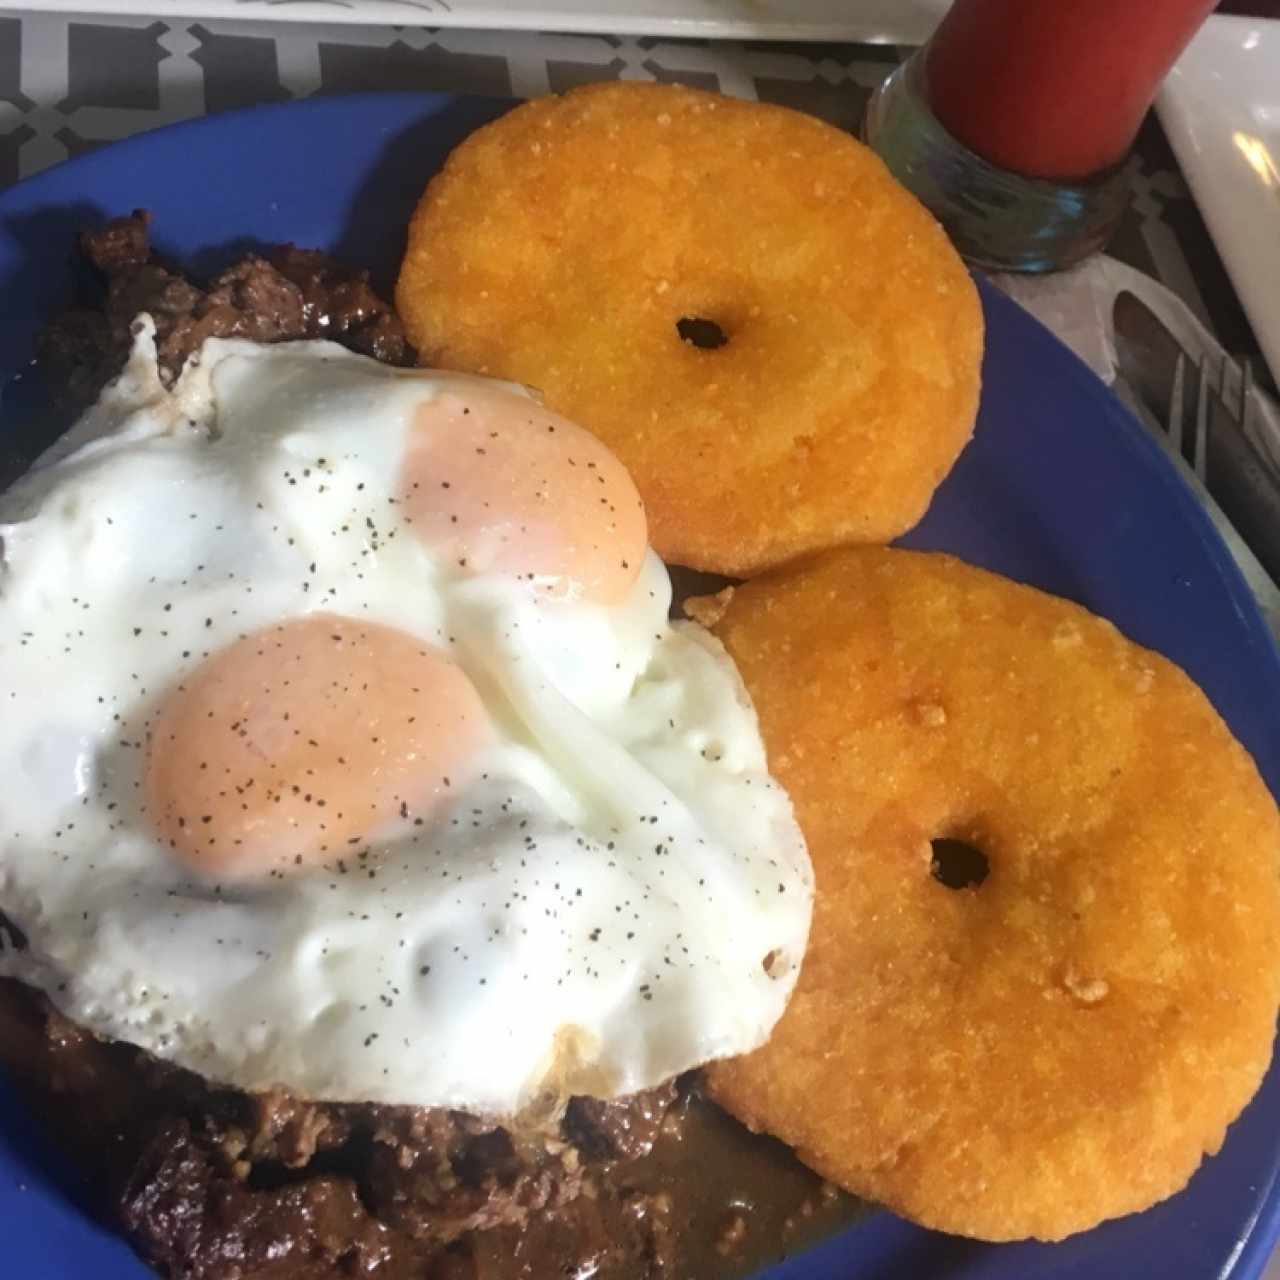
[[0, 1071, 107, 1222], [0, 95, 514, 487], [328, 93, 512, 293]]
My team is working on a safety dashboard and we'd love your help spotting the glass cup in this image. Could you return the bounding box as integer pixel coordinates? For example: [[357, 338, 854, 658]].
[[863, 0, 1219, 272]]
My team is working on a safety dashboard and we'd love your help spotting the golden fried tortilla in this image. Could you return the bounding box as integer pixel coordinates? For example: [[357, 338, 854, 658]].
[[397, 83, 982, 576], [705, 546, 1280, 1241]]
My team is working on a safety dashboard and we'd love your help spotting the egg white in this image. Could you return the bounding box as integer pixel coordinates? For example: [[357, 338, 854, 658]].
[[0, 320, 812, 1114]]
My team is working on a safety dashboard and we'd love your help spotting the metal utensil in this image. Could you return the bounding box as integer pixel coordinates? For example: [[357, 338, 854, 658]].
[[1113, 289, 1203, 469], [1197, 357, 1280, 585], [1113, 289, 1280, 584]]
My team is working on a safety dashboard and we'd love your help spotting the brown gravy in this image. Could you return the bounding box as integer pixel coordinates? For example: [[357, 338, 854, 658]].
[[0, 979, 866, 1279]]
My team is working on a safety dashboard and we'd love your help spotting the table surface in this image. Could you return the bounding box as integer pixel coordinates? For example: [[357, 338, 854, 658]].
[[0, 8, 1275, 1278]]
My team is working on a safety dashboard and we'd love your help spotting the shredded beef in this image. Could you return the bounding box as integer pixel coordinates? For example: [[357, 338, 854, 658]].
[[0, 981, 695, 1280], [37, 210, 412, 417]]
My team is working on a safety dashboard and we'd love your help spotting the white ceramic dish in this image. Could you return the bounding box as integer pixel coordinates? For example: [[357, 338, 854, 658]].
[[1157, 14, 1280, 389], [0, 0, 947, 41]]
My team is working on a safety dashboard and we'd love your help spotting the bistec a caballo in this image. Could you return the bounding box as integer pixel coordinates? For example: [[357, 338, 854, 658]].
[[0, 217, 819, 1278], [0, 79, 1276, 1280]]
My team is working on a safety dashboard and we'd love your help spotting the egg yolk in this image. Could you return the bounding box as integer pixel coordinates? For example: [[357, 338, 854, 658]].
[[403, 381, 647, 605], [144, 614, 491, 878]]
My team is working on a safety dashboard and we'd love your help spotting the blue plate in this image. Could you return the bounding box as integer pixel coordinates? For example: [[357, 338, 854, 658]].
[[1, 92, 1279, 1280]]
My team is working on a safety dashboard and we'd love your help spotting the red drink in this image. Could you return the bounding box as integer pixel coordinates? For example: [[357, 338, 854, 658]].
[[925, 0, 1218, 181]]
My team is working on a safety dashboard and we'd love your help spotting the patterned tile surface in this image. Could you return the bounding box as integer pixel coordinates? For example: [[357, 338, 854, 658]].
[[0, 10, 1264, 364]]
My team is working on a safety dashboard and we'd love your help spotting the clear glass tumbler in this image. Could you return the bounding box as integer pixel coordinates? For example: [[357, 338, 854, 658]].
[[863, 0, 1218, 272]]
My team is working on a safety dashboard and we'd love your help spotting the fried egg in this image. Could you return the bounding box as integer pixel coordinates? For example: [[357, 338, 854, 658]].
[[0, 319, 812, 1115]]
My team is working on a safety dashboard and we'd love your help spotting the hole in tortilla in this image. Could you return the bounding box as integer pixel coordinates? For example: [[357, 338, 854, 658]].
[[929, 838, 989, 890], [676, 317, 729, 350]]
